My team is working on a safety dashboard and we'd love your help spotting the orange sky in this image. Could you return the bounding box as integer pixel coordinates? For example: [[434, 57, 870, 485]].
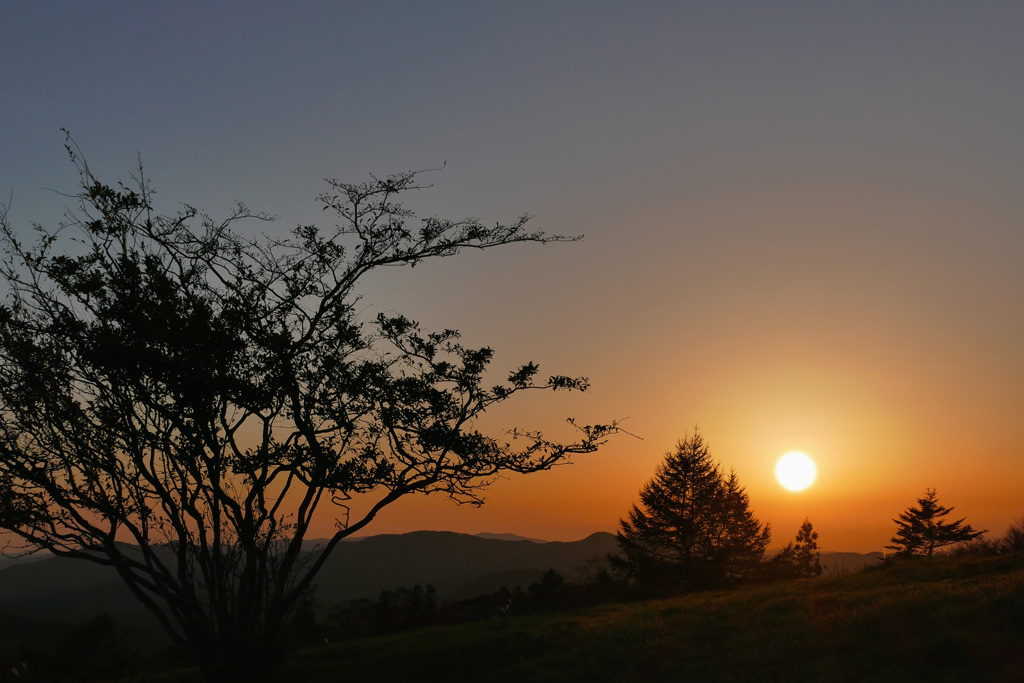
[[320, 179, 1023, 554], [5, 5, 1023, 554]]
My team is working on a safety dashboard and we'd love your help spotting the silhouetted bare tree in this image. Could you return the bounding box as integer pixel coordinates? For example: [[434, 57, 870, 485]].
[[614, 431, 770, 593], [887, 489, 985, 558], [0, 133, 618, 682]]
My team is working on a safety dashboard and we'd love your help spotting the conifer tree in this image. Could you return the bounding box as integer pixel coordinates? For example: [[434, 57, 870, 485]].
[[792, 518, 823, 576], [615, 431, 770, 592], [887, 489, 985, 558], [771, 518, 823, 578]]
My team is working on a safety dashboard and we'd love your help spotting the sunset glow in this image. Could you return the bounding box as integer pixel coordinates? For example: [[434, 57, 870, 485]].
[[3, 3, 1023, 556]]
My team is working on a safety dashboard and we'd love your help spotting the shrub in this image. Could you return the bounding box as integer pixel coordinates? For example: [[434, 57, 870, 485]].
[[1001, 517, 1024, 555]]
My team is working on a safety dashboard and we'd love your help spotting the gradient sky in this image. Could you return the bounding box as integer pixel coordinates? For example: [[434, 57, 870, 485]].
[[3, 2, 1022, 552]]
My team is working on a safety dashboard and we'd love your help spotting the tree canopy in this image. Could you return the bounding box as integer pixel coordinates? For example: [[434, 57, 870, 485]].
[[0, 135, 617, 681], [614, 431, 770, 593], [887, 489, 985, 558]]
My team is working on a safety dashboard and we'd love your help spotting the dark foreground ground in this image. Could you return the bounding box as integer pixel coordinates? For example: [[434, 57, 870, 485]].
[[124, 553, 1023, 683]]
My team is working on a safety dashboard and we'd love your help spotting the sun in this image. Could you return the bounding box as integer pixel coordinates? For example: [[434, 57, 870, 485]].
[[775, 451, 817, 492]]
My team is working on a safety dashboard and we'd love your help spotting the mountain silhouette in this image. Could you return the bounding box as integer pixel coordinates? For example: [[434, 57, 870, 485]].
[[0, 531, 881, 640], [306, 530, 617, 604], [0, 531, 618, 631]]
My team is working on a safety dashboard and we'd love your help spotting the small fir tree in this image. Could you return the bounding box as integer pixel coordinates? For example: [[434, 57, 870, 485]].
[[887, 489, 985, 558], [792, 518, 824, 577], [777, 518, 824, 576], [767, 518, 823, 580]]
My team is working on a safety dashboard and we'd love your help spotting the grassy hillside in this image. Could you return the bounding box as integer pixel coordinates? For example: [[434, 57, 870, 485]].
[[133, 553, 1024, 683]]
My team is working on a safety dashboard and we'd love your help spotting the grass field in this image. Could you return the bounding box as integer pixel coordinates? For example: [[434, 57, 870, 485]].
[[133, 554, 1024, 683]]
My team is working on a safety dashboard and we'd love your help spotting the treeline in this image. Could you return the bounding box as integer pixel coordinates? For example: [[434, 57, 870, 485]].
[[303, 569, 597, 644]]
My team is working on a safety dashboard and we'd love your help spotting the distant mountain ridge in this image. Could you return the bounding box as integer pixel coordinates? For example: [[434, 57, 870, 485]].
[[0, 531, 883, 630], [819, 550, 884, 574], [474, 532, 548, 543], [0, 531, 617, 625], [310, 530, 617, 604]]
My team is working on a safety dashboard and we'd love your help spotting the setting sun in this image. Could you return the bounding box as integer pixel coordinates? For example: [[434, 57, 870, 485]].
[[775, 451, 817, 492]]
